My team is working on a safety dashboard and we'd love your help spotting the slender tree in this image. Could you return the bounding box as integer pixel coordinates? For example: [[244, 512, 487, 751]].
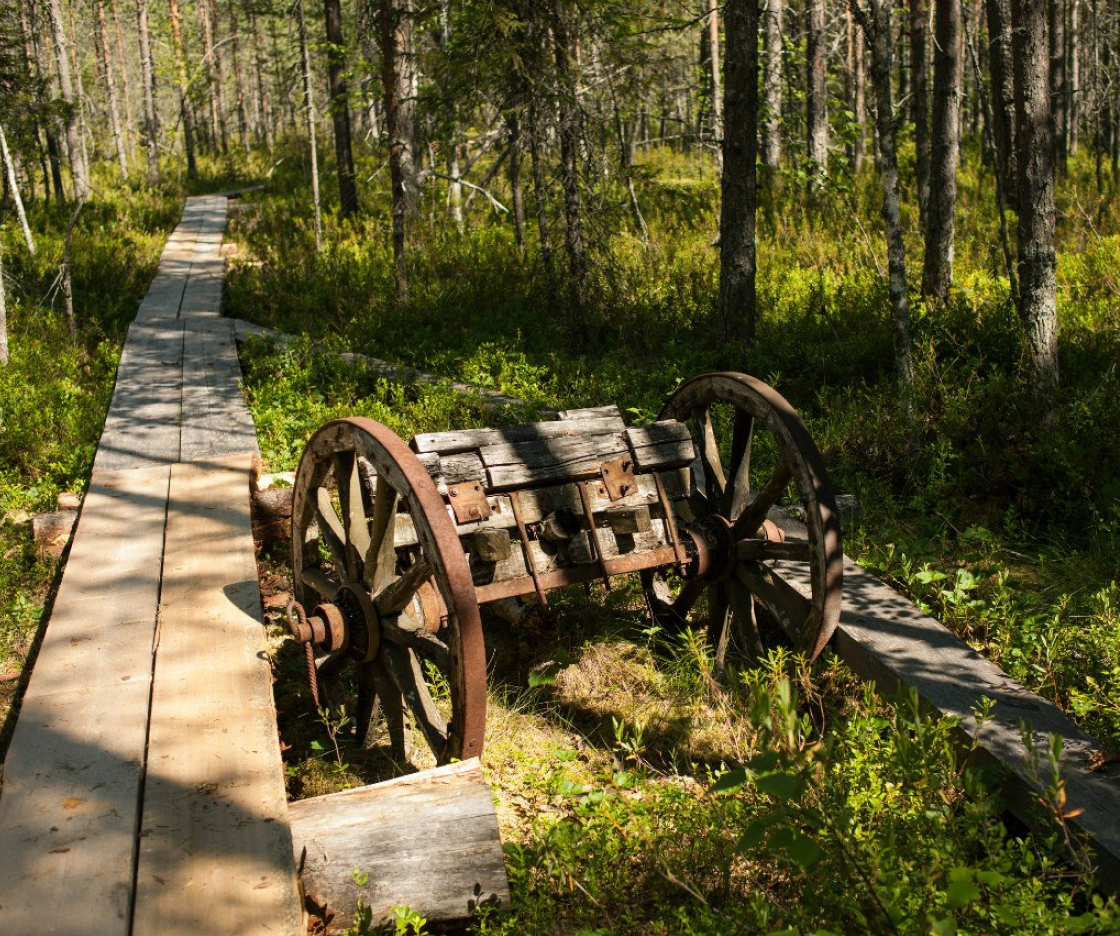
[[0, 124, 35, 253], [324, 0, 359, 215], [168, 0, 198, 179], [923, 0, 962, 299], [379, 0, 417, 302], [910, 0, 930, 217], [296, 0, 323, 252], [851, 0, 915, 393], [986, 0, 1017, 207], [136, 0, 159, 183], [806, 0, 828, 179], [1011, 0, 1059, 395], [47, 0, 89, 198], [94, 0, 128, 178], [1050, 0, 1067, 165], [719, 0, 761, 349], [762, 0, 783, 170], [0, 234, 8, 365], [705, 0, 724, 176]]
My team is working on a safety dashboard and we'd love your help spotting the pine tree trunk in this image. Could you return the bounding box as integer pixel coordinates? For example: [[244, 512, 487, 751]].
[[380, 0, 417, 303], [229, 0, 250, 153], [1068, 0, 1079, 154], [296, 0, 323, 253], [922, 0, 962, 300], [18, 0, 53, 201], [551, 0, 589, 330], [846, 7, 866, 171], [95, 0, 129, 178], [1011, 0, 1059, 395], [762, 0, 783, 170], [48, 0, 89, 199], [1050, 0, 1067, 167], [324, 0, 359, 215], [0, 235, 8, 365], [169, 0, 198, 179], [67, 5, 91, 185], [248, 1, 275, 150], [910, 0, 930, 218], [806, 0, 828, 179], [200, 0, 227, 153], [507, 113, 526, 251], [985, 0, 1017, 208], [527, 99, 554, 283], [136, 0, 159, 183], [0, 124, 35, 254], [851, 0, 914, 392], [719, 0, 761, 350], [706, 0, 724, 176], [110, 0, 134, 156]]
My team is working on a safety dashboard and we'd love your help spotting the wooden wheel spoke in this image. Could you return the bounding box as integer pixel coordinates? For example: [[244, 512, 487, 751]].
[[370, 659, 406, 760], [302, 567, 340, 602], [364, 475, 399, 592], [381, 643, 448, 760], [315, 487, 350, 577], [722, 409, 754, 519], [732, 462, 793, 539], [709, 583, 732, 672], [726, 577, 764, 658], [692, 405, 726, 507], [374, 560, 433, 617], [671, 577, 706, 621], [335, 451, 371, 577], [356, 661, 378, 745], [735, 561, 815, 648], [380, 616, 452, 672], [736, 538, 812, 563]]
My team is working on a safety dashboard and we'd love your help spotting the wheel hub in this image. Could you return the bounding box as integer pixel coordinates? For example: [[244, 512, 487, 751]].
[[681, 514, 737, 582]]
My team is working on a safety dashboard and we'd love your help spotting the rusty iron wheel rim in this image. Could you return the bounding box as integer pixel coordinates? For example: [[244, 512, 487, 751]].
[[655, 372, 843, 661], [292, 417, 487, 764]]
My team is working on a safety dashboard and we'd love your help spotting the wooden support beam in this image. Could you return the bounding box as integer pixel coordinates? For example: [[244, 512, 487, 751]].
[[289, 759, 509, 934]]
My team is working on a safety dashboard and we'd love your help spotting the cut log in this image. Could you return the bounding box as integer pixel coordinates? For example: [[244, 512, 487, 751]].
[[252, 485, 294, 549], [289, 759, 509, 934], [32, 509, 77, 559]]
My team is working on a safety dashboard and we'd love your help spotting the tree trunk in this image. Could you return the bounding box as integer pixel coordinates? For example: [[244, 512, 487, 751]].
[[762, 0, 783, 170], [325, 0, 359, 216], [706, 0, 724, 176], [296, 0, 324, 253], [910, 0, 930, 218], [248, 1, 275, 150], [527, 98, 555, 284], [851, 0, 915, 393], [95, 0, 129, 179], [719, 0, 761, 351], [0, 124, 35, 254], [380, 0, 417, 304], [0, 234, 7, 365], [985, 0, 1017, 209], [136, 0, 159, 184], [922, 0, 962, 300], [18, 0, 53, 201], [200, 0, 228, 153], [169, 0, 198, 180], [67, 5, 91, 185], [1068, 0, 1079, 154], [806, 0, 828, 179], [229, 0, 251, 153], [47, 0, 89, 199], [1050, 0, 1067, 167], [551, 0, 589, 331], [507, 113, 525, 251], [1011, 0, 1059, 395], [846, 7, 866, 171], [110, 0, 134, 158]]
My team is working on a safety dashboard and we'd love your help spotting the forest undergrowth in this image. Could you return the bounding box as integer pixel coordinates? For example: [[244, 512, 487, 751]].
[[226, 142, 1120, 934]]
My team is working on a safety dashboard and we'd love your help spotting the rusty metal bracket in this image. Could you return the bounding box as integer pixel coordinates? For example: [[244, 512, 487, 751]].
[[508, 491, 548, 607], [600, 456, 637, 501], [447, 480, 492, 524], [577, 481, 612, 591]]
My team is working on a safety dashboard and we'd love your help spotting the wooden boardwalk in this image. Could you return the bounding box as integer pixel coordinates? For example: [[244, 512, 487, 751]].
[[0, 196, 302, 936]]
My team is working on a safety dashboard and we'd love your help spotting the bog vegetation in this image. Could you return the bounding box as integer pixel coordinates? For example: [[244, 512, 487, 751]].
[[1, 0, 1120, 933]]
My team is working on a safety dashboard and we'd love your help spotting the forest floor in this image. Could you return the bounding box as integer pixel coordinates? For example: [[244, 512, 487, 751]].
[[2, 149, 1120, 934]]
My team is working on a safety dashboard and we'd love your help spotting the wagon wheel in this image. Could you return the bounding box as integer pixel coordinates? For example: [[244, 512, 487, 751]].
[[291, 417, 487, 765], [644, 372, 843, 665]]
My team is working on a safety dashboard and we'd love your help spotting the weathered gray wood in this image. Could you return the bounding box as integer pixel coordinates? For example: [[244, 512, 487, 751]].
[[481, 432, 629, 490], [412, 415, 625, 456], [626, 421, 696, 470], [289, 759, 509, 933], [132, 455, 303, 936], [557, 404, 623, 421], [471, 528, 512, 562], [415, 450, 487, 491], [767, 513, 1120, 896], [0, 465, 170, 936], [179, 319, 258, 462]]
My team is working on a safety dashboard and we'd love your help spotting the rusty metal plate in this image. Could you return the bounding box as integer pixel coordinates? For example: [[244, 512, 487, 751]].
[[600, 456, 637, 501], [448, 480, 492, 524]]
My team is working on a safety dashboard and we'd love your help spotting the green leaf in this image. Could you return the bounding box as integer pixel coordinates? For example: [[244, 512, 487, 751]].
[[945, 867, 981, 910], [768, 825, 823, 870], [710, 766, 749, 793], [310, 739, 325, 751], [736, 813, 781, 852], [929, 916, 958, 936], [755, 770, 807, 802]]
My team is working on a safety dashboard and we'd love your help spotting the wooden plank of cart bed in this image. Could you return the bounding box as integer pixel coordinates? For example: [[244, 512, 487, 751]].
[[0, 465, 171, 936], [767, 514, 1120, 896], [131, 455, 303, 936]]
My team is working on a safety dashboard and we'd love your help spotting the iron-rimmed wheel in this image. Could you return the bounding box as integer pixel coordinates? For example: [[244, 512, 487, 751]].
[[647, 372, 843, 664], [291, 417, 487, 765]]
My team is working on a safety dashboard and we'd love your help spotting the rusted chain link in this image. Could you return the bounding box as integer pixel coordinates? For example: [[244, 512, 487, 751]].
[[286, 601, 320, 709]]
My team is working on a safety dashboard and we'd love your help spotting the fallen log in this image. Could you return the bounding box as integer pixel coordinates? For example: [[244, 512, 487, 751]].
[[289, 758, 508, 933]]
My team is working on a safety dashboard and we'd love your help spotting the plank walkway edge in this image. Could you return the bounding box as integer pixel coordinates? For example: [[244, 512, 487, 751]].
[[771, 516, 1120, 896]]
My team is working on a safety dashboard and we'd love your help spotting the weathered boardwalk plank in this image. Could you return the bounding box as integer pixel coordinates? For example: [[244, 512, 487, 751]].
[[131, 456, 302, 936], [770, 515, 1120, 895], [180, 320, 258, 462], [0, 466, 170, 936]]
